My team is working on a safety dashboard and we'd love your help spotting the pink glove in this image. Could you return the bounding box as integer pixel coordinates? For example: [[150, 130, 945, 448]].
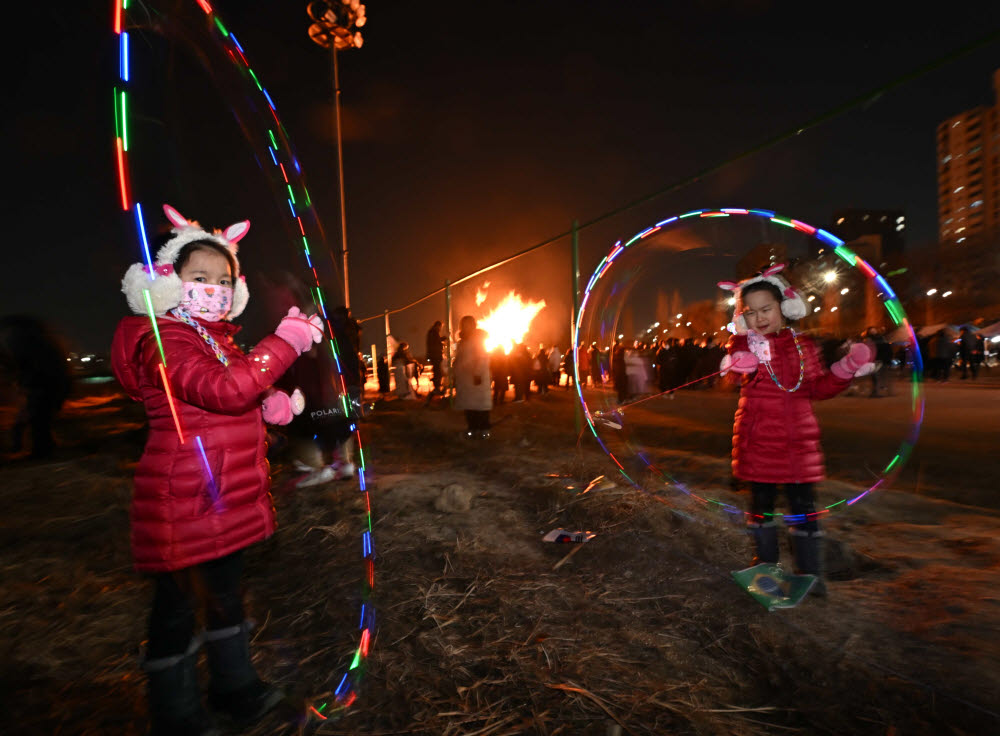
[[831, 342, 876, 380], [262, 388, 305, 425], [720, 350, 759, 376], [274, 307, 324, 354]]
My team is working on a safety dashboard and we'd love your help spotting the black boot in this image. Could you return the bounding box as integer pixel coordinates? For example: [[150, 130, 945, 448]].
[[204, 622, 284, 724], [790, 529, 828, 597], [748, 522, 779, 565], [144, 641, 219, 736]]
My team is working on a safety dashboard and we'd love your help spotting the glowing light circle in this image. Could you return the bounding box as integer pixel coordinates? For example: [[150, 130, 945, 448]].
[[112, 0, 373, 714], [574, 208, 924, 522]]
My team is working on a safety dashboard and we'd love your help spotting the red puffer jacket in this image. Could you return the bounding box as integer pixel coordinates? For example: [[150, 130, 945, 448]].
[[111, 315, 298, 572], [727, 329, 850, 484]]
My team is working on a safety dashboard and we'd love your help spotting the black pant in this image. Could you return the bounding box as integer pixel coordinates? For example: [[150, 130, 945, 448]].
[[750, 482, 819, 533], [464, 410, 491, 431], [431, 358, 443, 394], [11, 388, 61, 456], [147, 551, 245, 659]]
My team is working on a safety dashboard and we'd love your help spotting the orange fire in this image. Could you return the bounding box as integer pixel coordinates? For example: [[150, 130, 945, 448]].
[[480, 291, 546, 354], [475, 281, 491, 307]]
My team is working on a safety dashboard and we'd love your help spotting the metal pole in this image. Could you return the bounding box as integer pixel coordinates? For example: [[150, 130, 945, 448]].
[[445, 280, 453, 400], [571, 220, 582, 434], [332, 46, 350, 308], [384, 310, 391, 365]]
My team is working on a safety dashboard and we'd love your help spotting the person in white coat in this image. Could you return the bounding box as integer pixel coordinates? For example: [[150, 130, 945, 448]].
[[453, 315, 492, 438]]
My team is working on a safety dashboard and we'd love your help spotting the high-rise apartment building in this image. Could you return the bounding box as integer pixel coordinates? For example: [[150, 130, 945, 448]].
[[936, 69, 1000, 243]]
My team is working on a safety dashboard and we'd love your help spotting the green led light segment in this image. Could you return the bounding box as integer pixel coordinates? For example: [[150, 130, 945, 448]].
[[213, 17, 229, 36], [833, 246, 857, 266], [142, 289, 167, 365], [120, 90, 129, 151]]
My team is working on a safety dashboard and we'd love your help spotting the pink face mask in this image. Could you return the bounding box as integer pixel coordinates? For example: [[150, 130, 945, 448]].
[[179, 281, 233, 322]]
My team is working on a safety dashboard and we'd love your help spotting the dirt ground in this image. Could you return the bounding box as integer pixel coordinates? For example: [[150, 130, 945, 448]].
[[1, 377, 999, 735]]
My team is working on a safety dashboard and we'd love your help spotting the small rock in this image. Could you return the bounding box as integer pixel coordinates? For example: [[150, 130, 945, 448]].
[[434, 483, 473, 512]]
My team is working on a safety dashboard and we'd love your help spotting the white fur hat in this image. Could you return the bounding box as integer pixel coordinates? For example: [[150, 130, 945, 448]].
[[121, 204, 250, 319], [718, 263, 807, 334]]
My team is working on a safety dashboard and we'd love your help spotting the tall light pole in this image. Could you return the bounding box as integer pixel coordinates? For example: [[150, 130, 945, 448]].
[[307, 1, 366, 309]]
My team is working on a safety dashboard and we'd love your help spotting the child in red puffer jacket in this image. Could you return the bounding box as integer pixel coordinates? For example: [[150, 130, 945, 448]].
[[111, 205, 323, 735], [718, 264, 875, 597]]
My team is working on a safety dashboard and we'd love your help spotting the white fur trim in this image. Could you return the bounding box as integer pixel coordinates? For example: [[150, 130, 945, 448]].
[[719, 262, 807, 329], [154, 227, 241, 274], [121, 205, 250, 317], [230, 276, 249, 319], [780, 291, 807, 320], [121, 264, 184, 316]]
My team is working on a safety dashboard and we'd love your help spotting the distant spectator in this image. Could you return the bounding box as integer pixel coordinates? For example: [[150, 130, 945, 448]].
[[490, 346, 509, 404], [865, 326, 893, 397], [453, 315, 492, 438], [425, 320, 447, 396], [959, 326, 980, 381], [0, 315, 71, 458], [391, 342, 418, 399]]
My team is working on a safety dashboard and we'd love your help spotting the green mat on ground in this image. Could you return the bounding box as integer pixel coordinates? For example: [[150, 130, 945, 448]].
[[731, 563, 816, 611]]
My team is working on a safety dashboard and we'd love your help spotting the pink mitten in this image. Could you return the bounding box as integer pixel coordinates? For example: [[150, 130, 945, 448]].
[[274, 307, 324, 354], [262, 388, 305, 425], [720, 350, 759, 376], [831, 341, 876, 380]]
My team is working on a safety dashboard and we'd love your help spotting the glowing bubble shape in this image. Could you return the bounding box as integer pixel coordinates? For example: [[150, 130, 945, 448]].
[[574, 208, 924, 522]]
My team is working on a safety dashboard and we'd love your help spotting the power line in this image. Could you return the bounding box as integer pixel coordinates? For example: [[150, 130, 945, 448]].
[[357, 30, 1000, 324]]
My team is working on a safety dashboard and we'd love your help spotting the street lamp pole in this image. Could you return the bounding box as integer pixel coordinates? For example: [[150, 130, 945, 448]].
[[331, 45, 350, 308], [306, 0, 366, 309]]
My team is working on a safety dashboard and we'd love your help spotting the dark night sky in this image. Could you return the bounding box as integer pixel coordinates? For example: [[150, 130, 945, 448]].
[[7, 1, 1000, 354]]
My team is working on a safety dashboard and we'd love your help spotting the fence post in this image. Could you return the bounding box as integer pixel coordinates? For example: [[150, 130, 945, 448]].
[[384, 310, 391, 366], [572, 219, 582, 434], [445, 280, 453, 401]]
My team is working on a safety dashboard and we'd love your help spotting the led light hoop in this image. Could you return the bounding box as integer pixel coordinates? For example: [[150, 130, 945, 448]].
[[574, 208, 924, 522], [112, 0, 374, 714]]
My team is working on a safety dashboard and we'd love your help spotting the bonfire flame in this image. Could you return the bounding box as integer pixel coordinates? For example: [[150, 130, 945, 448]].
[[475, 281, 491, 307], [480, 291, 546, 354]]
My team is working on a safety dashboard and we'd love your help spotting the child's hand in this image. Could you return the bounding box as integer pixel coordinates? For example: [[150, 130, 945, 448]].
[[720, 350, 758, 376], [831, 341, 876, 380], [262, 388, 305, 425], [275, 307, 324, 354]]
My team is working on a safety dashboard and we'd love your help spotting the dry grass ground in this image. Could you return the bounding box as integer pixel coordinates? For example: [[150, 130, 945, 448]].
[[1, 381, 998, 735]]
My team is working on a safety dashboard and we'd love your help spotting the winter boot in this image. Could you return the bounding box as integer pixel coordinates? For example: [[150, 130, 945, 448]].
[[204, 622, 284, 724], [748, 522, 779, 565], [143, 640, 220, 736], [790, 528, 828, 597]]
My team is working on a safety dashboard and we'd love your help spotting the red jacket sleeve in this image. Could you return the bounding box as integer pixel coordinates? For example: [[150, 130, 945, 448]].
[[142, 326, 299, 415], [804, 338, 851, 401]]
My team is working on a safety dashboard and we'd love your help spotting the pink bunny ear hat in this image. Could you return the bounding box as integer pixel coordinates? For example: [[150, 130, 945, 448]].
[[121, 204, 251, 318], [717, 263, 807, 334]]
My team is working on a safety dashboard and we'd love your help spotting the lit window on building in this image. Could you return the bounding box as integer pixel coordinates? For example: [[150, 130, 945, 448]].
[[954, 186, 964, 193], [971, 200, 984, 208]]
